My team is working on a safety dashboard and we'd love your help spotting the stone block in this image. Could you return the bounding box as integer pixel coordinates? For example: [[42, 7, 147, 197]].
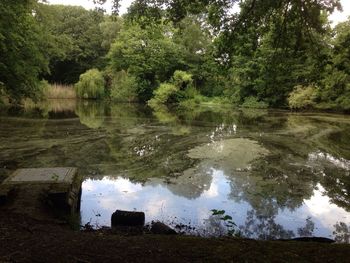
[[0, 167, 82, 214], [111, 210, 145, 227]]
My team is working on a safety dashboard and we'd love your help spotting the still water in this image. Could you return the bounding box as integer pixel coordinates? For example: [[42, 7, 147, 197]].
[[0, 100, 349, 242]]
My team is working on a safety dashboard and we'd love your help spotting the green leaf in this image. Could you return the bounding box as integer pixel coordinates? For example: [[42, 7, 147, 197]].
[[211, 209, 225, 216], [221, 215, 233, 221]]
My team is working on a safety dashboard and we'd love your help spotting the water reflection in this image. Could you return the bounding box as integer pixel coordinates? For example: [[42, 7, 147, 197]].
[[81, 171, 350, 240], [75, 101, 105, 129], [0, 100, 350, 241], [309, 151, 350, 171]]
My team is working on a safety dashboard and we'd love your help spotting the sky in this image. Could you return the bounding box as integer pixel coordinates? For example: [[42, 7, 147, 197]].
[[48, 0, 350, 25]]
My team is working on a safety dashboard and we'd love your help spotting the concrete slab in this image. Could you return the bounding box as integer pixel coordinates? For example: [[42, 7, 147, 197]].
[[3, 168, 77, 185], [0, 167, 82, 216]]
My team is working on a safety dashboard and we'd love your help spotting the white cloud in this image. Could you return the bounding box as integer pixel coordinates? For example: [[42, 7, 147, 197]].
[[304, 185, 350, 228], [48, 0, 133, 14], [330, 0, 350, 25], [48, 0, 350, 24]]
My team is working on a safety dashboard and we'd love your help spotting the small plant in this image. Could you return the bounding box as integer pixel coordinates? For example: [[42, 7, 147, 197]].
[[82, 221, 94, 232], [211, 209, 240, 237], [51, 173, 59, 182]]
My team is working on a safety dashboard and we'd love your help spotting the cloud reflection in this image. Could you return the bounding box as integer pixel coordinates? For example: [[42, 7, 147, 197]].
[[80, 170, 350, 241]]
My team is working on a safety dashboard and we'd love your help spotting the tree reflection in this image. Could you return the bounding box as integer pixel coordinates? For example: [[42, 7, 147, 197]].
[[164, 166, 212, 199], [297, 217, 315, 237], [75, 100, 105, 129], [200, 206, 318, 240], [320, 166, 350, 212], [333, 222, 350, 244], [150, 104, 191, 136], [239, 209, 295, 240], [201, 214, 228, 237], [238, 210, 318, 240]]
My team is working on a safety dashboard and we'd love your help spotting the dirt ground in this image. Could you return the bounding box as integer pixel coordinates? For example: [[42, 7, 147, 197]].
[[0, 209, 349, 263]]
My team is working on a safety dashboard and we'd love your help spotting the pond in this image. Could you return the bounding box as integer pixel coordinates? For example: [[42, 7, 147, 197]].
[[0, 100, 349, 242]]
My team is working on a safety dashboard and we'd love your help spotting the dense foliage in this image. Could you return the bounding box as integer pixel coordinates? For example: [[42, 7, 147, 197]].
[[35, 4, 106, 84], [0, 0, 49, 103], [0, 0, 349, 111]]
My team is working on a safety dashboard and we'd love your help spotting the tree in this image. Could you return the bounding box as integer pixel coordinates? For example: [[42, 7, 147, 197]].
[[173, 16, 226, 97], [100, 16, 124, 51], [108, 22, 185, 101], [318, 18, 350, 110], [75, 69, 105, 99], [225, 4, 334, 107], [36, 4, 105, 84], [0, 0, 49, 102]]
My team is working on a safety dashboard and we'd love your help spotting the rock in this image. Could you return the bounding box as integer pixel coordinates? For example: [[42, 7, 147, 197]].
[[151, 222, 177, 235], [111, 210, 145, 227]]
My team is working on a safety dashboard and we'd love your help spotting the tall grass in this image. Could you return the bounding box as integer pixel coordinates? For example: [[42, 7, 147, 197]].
[[45, 83, 76, 99]]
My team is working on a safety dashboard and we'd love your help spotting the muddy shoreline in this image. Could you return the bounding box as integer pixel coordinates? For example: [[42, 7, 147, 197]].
[[0, 209, 349, 263]]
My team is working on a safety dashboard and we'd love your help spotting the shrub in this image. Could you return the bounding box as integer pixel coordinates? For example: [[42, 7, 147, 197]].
[[335, 87, 350, 111], [75, 69, 105, 99], [148, 70, 195, 107], [172, 70, 193, 88], [241, 96, 269, 109], [110, 70, 138, 102], [37, 80, 51, 99], [288, 85, 316, 110], [148, 83, 178, 107], [207, 96, 232, 105]]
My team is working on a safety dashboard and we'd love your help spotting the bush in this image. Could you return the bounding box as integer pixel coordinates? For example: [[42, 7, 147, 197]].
[[148, 83, 178, 107], [335, 87, 350, 111], [288, 85, 316, 110], [241, 96, 269, 109], [110, 71, 138, 102], [75, 69, 105, 99], [37, 80, 51, 100], [172, 70, 193, 88], [148, 70, 194, 107]]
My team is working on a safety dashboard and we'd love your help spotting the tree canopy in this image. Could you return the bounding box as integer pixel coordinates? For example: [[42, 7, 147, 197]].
[[0, 0, 49, 102], [0, 0, 349, 111]]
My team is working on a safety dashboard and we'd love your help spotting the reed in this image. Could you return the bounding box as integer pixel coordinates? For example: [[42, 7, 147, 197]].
[[45, 83, 76, 99]]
